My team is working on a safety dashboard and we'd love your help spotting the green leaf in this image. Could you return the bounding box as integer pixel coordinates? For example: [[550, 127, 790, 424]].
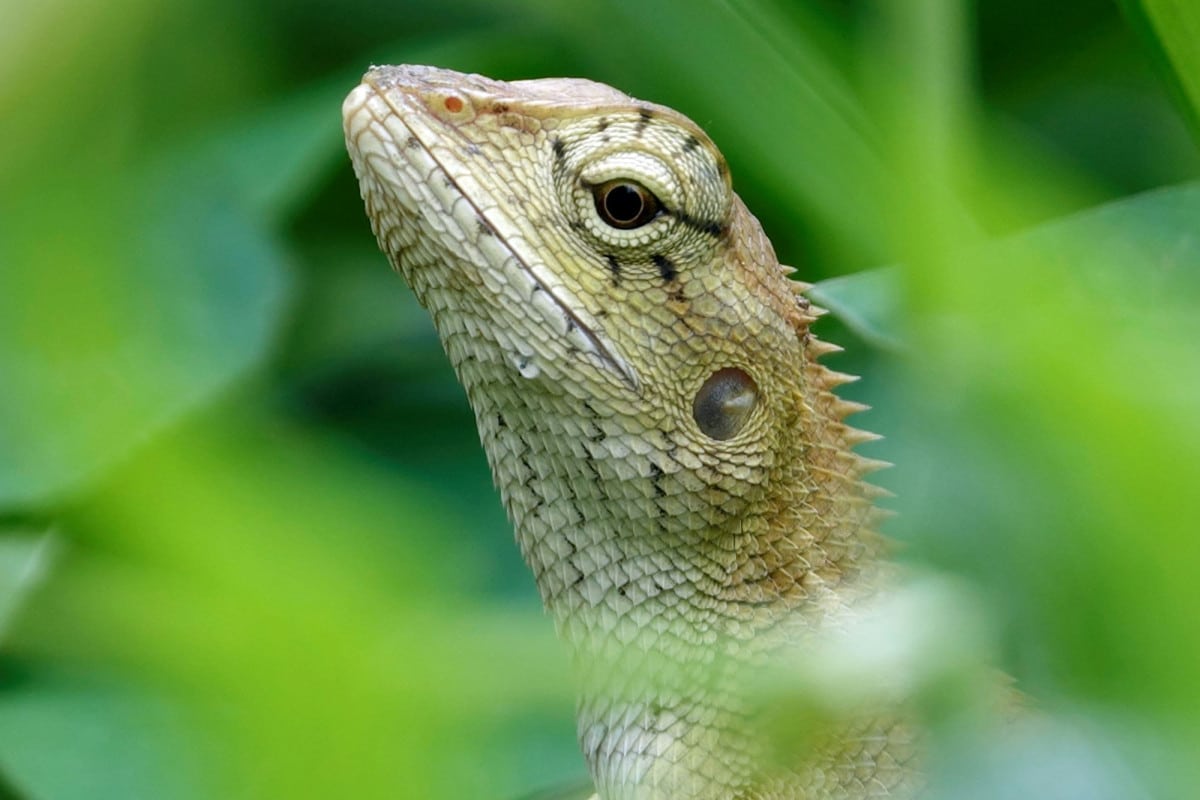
[[808, 180, 1200, 352], [0, 671, 216, 800], [807, 268, 904, 352], [1122, 0, 1200, 141], [0, 531, 54, 642], [0, 78, 344, 505], [894, 179, 1200, 780], [0, 177, 292, 506]]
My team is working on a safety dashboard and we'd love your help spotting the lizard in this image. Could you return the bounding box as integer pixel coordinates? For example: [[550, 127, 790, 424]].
[[343, 64, 919, 799]]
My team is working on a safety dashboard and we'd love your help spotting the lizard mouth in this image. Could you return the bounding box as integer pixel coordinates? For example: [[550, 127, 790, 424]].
[[344, 71, 640, 392]]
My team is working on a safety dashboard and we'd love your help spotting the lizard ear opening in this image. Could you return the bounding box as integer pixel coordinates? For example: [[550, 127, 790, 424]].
[[693, 368, 758, 441]]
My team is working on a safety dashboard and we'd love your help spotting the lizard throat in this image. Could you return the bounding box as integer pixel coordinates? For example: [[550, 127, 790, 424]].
[[347, 77, 640, 391]]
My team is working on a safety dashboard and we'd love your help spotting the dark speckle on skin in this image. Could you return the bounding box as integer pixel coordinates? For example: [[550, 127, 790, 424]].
[[652, 254, 677, 283], [672, 210, 726, 239], [606, 254, 622, 286], [636, 107, 653, 135]]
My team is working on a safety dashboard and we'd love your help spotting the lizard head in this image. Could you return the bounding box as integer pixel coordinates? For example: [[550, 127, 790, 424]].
[[344, 65, 883, 796], [343, 63, 829, 550]]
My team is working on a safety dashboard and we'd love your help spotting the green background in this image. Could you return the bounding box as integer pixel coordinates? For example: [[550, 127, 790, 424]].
[[1, 0, 1198, 797]]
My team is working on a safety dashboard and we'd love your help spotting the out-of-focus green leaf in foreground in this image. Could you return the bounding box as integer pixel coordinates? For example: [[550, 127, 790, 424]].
[[895, 177, 1200, 794], [802, 181, 1200, 795], [4, 415, 578, 800]]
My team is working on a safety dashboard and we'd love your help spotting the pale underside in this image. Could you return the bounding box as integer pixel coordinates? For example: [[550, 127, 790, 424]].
[[343, 64, 918, 799]]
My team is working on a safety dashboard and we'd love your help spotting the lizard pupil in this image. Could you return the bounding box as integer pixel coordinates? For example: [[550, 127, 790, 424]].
[[594, 180, 661, 229], [693, 368, 759, 441]]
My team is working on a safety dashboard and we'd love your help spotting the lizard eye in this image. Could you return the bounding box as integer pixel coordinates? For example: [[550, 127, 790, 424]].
[[592, 180, 662, 229], [693, 368, 758, 440]]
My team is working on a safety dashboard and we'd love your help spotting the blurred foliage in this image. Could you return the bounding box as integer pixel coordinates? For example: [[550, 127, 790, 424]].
[[0, 0, 1197, 798]]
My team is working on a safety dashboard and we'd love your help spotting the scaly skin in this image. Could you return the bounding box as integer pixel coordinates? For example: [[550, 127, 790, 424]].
[[343, 65, 918, 799]]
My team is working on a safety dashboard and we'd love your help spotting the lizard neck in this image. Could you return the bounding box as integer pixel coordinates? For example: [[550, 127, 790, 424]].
[[453, 325, 884, 797]]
